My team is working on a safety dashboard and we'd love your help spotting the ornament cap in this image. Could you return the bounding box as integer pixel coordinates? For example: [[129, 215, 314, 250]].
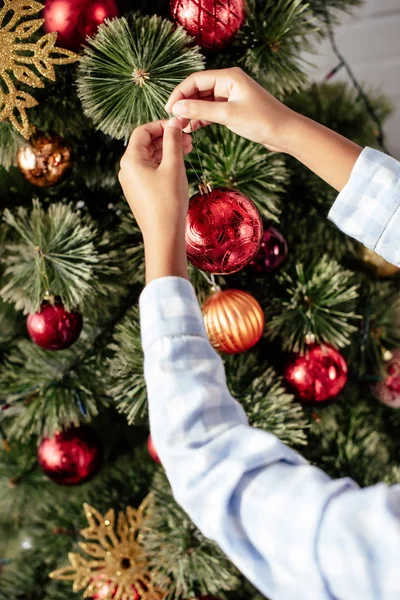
[[198, 178, 213, 195]]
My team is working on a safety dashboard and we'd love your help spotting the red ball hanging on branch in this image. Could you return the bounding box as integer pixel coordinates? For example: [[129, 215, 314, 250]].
[[27, 300, 83, 351], [91, 575, 140, 600], [186, 186, 263, 274], [250, 225, 288, 274], [147, 435, 161, 464], [43, 0, 119, 51], [202, 288, 264, 354], [170, 0, 246, 50], [372, 349, 400, 408], [38, 426, 103, 485], [284, 343, 348, 404], [16, 131, 72, 188]]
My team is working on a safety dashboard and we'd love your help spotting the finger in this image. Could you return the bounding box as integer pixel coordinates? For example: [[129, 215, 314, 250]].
[[165, 69, 235, 113], [182, 119, 211, 133], [125, 120, 169, 161], [171, 99, 230, 126], [151, 140, 192, 161], [161, 117, 185, 168]]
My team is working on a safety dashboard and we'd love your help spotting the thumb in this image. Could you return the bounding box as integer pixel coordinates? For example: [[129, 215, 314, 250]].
[[162, 117, 185, 167], [171, 99, 228, 125]]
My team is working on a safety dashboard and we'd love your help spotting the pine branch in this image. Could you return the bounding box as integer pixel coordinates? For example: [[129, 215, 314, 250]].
[[0, 298, 24, 351], [108, 305, 147, 424], [144, 472, 240, 599], [308, 0, 362, 26], [186, 125, 287, 221], [266, 256, 360, 353], [1, 200, 119, 314], [304, 386, 400, 486], [0, 122, 24, 170], [224, 354, 308, 446], [228, 0, 319, 97], [0, 340, 109, 439], [349, 281, 400, 377], [78, 14, 205, 141]]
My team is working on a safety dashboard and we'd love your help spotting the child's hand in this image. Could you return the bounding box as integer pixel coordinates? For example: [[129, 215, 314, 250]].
[[119, 118, 192, 283], [165, 67, 296, 153]]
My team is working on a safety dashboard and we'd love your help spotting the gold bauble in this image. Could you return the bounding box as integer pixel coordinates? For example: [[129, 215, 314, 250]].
[[361, 246, 400, 278], [202, 289, 264, 354], [17, 131, 72, 187]]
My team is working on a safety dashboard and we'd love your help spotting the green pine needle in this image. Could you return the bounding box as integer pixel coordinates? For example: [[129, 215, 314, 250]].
[[1, 200, 116, 314], [234, 0, 319, 97], [187, 125, 287, 221], [78, 15, 205, 142], [0, 122, 23, 169], [225, 354, 308, 447], [144, 472, 240, 598], [108, 306, 147, 424], [267, 256, 360, 352]]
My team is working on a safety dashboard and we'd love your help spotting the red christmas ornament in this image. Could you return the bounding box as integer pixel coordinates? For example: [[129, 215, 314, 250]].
[[91, 575, 140, 600], [284, 344, 348, 404], [43, 0, 119, 51], [147, 435, 161, 464], [27, 301, 83, 351], [38, 426, 103, 485], [185, 187, 263, 274], [171, 0, 245, 50], [250, 225, 288, 273], [372, 349, 400, 408]]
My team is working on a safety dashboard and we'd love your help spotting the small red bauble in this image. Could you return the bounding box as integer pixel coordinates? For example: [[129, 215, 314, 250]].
[[372, 349, 400, 408], [171, 0, 245, 50], [91, 576, 140, 600], [186, 187, 263, 274], [43, 0, 119, 51], [284, 344, 348, 404], [147, 435, 161, 464], [27, 301, 83, 351], [38, 426, 103, 485], [250, 225, 288, 273]]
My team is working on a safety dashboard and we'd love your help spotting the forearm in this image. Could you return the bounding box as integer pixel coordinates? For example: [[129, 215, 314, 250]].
[[144, 233, 189, 284], [285, 112, 362, 192]]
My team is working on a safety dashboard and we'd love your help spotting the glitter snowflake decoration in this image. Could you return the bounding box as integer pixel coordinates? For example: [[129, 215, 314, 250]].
[[50, 497, 169, 600], [0, 0, 77, 138]]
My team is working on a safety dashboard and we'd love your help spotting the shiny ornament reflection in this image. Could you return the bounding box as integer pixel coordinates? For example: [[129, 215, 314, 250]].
[[27, 301, 83, 350], [186, 187, 263, 274], [43, 0, 119, 51], [202, 289, 264, 354], [250, 225, 288, 273], [38, 426, 103, 485], [284, 344, 348, 404], [147, 435, 161, 464], [17, 132, 72, 187], [372, 349, 400, 408], [170, 0, 245, 50]]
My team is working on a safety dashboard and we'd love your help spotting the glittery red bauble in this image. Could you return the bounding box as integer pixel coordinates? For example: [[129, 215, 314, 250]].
[[38, 426, 103, 485], [27, 301, 83, 351], [372, 349, 400, 408], [171, 0, 245, 50], [185, 187, 263, 274], [284, 344, 348, 404], [250, 225, 288, 273], [43, 0, 119, 51], [147, 435, 161, 464]]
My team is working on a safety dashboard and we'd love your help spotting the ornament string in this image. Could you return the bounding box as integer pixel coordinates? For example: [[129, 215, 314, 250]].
[[199, 270, 220, 292]]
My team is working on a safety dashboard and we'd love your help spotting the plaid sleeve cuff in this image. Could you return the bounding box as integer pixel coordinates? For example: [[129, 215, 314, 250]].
[[140, 276, 207, 351], [329, 147, 400, 266]]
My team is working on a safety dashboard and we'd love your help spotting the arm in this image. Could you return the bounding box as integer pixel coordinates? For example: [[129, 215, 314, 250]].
[[119, 118, 400, 600], [167, 67, 400, 266]]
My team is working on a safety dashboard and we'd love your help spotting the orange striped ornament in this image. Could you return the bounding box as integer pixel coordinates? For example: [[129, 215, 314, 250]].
[[202, 289, 264, 354]]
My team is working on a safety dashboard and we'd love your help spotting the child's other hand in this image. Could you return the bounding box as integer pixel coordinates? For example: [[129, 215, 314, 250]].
[[165, 67, 296, 154], [119, 118, 191, 282], [119, 118, 191, 242]]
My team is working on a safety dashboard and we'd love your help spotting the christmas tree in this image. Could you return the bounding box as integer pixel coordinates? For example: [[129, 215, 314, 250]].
[[1, 0, 399, 599]]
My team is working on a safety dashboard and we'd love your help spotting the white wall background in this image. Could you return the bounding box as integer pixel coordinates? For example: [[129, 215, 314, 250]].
[[304, 0, 400, 158]]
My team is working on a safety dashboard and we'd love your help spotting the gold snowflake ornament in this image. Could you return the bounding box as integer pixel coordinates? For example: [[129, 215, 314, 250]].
[[0, 0, 78, 138], [50, 497, 169, 600]]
